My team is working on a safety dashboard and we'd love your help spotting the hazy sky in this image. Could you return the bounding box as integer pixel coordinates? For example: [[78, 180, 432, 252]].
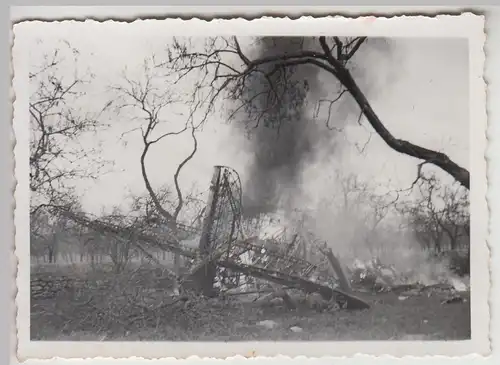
[[21, 21, 469, 217]]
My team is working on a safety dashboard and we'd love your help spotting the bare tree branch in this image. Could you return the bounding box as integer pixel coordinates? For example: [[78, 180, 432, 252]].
[[173, 125, 198, 220], [396, 173, 469, 255], [160, 36, 470, 189], [29, 42, 111, 215], [112, 57, 201, 236], [317, 36, 469, 189]]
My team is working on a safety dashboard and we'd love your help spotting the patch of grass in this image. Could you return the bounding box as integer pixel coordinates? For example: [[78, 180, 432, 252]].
[[30, 265, 471, 341]]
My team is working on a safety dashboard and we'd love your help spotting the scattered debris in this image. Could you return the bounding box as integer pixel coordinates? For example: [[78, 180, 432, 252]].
[[449, 277, 469, 292], [257, 320, 278, 329], [269, 297, 284, 306], [441, 296, 466, 305], [400, 289, 422, 297], [348, 257, 470, 301], [305, 292, 325, 311]]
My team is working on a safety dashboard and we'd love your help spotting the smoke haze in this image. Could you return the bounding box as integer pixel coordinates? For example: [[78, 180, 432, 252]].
[[235, 37, 392, 217], [236, 37, 325, 216]]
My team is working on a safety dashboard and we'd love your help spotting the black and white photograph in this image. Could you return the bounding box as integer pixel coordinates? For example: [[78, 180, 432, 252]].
[[13, 13, 489, 359]]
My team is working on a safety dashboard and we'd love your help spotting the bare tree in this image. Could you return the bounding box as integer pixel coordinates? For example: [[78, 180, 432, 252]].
[[398, 174, 470, 257], [127, 185, 205, 264], [128, 183, 206, 231], [30, 204, 78, 264], [29, 41, 112, 215], [128, 185, 174, 226], [158, 36, 469, 189], [30, 209, 53, 263], [111, 57, 200, 291], [95, 206, 142, 272]]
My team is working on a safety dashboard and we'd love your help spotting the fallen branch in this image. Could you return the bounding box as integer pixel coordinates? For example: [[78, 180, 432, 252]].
[[219, 260, 370, 310], [320, 247, 352, 292]]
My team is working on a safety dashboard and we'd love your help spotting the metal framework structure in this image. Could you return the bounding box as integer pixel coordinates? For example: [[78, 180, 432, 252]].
[[58, 165, 369, 310]]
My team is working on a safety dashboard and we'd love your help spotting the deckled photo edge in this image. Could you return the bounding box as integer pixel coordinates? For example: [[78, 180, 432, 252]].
[[13, 20, 30, 363], [9, 19, 20, 364], [12, 13, 489, 360]]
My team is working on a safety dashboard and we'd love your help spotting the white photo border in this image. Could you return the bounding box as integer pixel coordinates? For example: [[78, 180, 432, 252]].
[[12, 13, 489, 360]]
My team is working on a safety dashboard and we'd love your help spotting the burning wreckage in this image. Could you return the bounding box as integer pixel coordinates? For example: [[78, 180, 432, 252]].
[[60, 165, 469, 312]]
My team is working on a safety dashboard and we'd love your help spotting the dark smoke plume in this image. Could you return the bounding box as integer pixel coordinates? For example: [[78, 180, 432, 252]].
[[235, 37, 326, 217], [232, 37, 393, 217]]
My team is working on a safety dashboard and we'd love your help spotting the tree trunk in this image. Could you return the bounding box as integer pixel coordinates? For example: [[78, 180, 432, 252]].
[[196, 166, 222, 297], [48, 246, 55, 263]]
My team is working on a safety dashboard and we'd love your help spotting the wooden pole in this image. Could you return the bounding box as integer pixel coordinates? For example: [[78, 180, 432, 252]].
[[196, 166, 222, 297], [323, 248, 352, 292]]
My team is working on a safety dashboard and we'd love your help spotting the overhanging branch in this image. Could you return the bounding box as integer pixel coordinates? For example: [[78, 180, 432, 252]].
[[317, 36, 469, 189]]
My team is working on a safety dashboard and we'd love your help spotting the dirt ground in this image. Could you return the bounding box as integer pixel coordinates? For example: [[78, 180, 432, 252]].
[[30, 265, 471, 341]]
